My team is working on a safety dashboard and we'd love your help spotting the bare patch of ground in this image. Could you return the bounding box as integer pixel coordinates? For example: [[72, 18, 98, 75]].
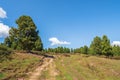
[[28, 58, 53, 80]]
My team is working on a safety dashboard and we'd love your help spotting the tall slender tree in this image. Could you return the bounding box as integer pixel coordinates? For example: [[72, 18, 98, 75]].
[[101, 35, 112, 56], [89, 36, 102, 55]]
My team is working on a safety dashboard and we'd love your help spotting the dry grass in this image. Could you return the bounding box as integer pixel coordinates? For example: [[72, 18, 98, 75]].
[[54, 54, 120, 80], [1, 53, 120, 80], [0, 53, 42, 80]]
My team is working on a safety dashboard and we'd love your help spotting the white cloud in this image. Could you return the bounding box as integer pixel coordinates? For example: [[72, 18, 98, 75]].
[[0, 7, 9, 38], [49, 37, 71, 46], [0, 7, 7, 18], [0, 23, 10, 38], [111, 41, 120, 46]]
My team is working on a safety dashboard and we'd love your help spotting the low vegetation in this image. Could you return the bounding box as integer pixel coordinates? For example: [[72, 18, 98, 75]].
[[0, 45, 13, 62], [0, 52, 42, 80], [54, 54, 120, 80]]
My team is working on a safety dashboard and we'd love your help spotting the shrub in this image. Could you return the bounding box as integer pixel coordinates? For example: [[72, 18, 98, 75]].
[[0, 45, 13, 62]]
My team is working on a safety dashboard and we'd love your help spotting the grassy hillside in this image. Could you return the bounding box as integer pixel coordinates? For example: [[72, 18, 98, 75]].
[[39, 54, 120, 80], [0, 53, 43, 80], [55, 54, 120, 80], [0, 53, 120, 80]]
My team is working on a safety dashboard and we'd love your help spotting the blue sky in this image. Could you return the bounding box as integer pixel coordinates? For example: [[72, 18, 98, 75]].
[[0, 0, 120, 48]]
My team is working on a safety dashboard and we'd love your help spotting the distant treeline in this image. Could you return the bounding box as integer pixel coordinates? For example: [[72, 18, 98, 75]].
[[44, 35, 120, 57], [75, 35, 120, 57], [44, 47, 71, 53]]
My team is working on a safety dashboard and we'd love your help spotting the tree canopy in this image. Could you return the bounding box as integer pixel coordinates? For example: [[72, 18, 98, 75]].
[[4, 15, 43, 51], [89, 36, 102, 55], [101, 35, 112, 56]]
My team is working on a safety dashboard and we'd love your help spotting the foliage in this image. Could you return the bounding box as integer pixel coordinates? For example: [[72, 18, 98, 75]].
[[74, 45, 88, 54], [4, 15, 43, 51], [112, 45, 120, 56], [89, 35, 114, 57], [0, 44, 13, 62], [89, 36, 102, 55], [33, 36, 43, 51], [101, 35, 113, 57], [81, 45, 89, 54], [74, 48, 81, 53], [44, 47, 70, 53]]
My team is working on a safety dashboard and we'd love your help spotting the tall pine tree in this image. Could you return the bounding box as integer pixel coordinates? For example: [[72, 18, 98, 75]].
[[89, 36, 102, 55], [101, 35, 112, 57], [4, 15, 43, 51]]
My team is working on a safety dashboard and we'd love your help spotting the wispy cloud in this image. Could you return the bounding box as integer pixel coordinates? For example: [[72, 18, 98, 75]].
[[49, 37, 71, 46], [111, 41, 120, 46], [0, 7, 7, 18]]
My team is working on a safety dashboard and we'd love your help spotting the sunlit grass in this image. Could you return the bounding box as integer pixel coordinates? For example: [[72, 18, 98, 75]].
[[0, 53, 41, 80], [55, 54, 120, 80]]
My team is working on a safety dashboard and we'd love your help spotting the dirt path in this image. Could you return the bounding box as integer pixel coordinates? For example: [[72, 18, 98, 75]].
[[28, 58, 53, 80], [48, 59, 58, 80]]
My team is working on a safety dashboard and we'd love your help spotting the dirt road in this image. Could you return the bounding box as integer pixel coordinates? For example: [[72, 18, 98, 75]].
[[28, 58, 53, 80]]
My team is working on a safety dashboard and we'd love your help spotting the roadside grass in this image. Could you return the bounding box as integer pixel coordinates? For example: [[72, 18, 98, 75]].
[[55, 54, 120, 80], [0, 53, 42, 80], [39, 70, 51, 80]]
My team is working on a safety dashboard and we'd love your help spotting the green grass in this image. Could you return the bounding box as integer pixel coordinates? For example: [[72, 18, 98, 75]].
[[54, 54, 120, 80], [0, 53, 42, 80]]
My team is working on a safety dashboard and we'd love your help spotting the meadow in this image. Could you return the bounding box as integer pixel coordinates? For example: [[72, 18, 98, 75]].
[[0, 52, 42, 80], [39, 54, 120, 80], [0, 52, 120, 80]]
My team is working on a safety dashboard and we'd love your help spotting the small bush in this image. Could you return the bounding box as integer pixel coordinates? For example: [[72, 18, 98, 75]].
[[0, 45, 13, 62]]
